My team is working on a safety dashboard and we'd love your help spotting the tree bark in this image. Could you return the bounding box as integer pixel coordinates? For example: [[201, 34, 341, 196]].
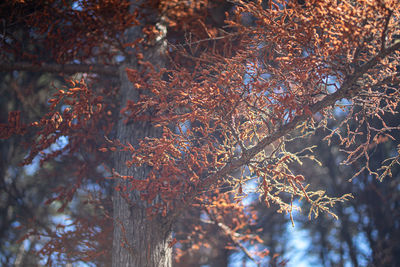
[[112, 3, 172, 266]]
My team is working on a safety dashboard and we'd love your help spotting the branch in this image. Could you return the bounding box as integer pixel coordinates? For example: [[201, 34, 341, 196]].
[[171, 42, 400, 217], [211, 41, 400, 185], [203, 209, 260, 265], [0, 62, 119, 76]]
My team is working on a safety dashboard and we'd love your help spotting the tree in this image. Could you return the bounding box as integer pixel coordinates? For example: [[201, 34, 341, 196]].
[[1, 0, 400, 266]]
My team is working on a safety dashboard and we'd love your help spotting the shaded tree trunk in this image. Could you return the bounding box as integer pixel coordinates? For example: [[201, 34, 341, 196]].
[[209, 248, 229, 267], [112, 4, 172, 266]]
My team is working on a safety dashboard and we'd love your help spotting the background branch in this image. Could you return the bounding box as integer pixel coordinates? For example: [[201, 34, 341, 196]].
[[0, 62, 119, 76]]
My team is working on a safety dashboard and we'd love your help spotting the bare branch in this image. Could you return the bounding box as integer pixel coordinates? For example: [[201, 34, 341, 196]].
[[0, 62, 119, 76]]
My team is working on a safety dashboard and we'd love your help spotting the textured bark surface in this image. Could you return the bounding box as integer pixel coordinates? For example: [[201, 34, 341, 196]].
[[112, 113, 172, 267], [112, 4, 172, 266]]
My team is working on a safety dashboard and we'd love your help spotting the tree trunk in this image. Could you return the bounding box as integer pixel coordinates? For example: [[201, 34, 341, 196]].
[[112, 3, 172, 266]]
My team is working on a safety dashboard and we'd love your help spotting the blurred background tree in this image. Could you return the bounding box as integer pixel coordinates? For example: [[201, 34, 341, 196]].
[[287, 106, 400, 267]]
